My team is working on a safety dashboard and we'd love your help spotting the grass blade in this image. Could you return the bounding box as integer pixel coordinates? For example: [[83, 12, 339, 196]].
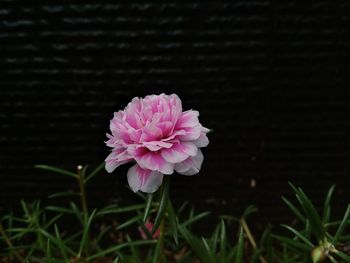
[[87, 240, 157, 261], [116, 215, 143, 230], [281, 224, 314, 248], [235, 226, 244, 263], [152, 177, 169, 233], [220, 220, 226, 263], [167, 199, 179, 246], [333, 204, 350, 243], [96, 204, 145, 216], [84, 162, 105, 183], [289, 183, 326, 240], [35, 164, 77, 179], [181, 211, 211, 228], [272, 234, 310, 251], [78, 209, 96, 257], [143, 193, 154, 222], [282, 196, 306, 223], [322, 185, 336, 224]]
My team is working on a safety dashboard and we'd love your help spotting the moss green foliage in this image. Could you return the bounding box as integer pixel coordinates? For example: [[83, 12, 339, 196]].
[[0, 164, 350, 262]]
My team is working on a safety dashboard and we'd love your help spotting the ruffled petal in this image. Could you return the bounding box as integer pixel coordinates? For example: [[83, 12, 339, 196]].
[[175, 149, 204, 176], [176, 110, 200, 129], [177, 125, 202, 141], [161, 142, 198, 163], [135, 147, 174, 174], [143, 140, 173, 152], [193, 132, 209, 148], [127, 164, 164, 193], [105, 149, 132, 173]]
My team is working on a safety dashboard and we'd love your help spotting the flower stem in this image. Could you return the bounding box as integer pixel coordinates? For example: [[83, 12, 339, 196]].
[[77, 165, 88, 216], [240, 218, 267, 263], [153, 178, 169, 263], [0, 220, 25, 263], [157, 217, 165, 263], [77, 165, 91, 257]]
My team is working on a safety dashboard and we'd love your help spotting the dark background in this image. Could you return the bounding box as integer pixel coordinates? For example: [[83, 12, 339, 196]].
[[1, 1, 350, 225]]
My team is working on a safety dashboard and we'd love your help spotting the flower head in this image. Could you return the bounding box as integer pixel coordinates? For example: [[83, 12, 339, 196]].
[[105, 93, 209, 193]]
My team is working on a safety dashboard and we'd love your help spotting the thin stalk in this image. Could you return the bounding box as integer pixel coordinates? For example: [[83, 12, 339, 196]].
[[77, 165, 88, 216], [0, 220, 25, 263], [240, 218, 267, 263], [77, 165, 90, 258], [157, 218, 165, 263], [153, 181, 169, 263]]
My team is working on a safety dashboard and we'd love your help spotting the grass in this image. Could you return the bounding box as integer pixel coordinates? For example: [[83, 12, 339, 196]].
[[0, 163, 349, 263]]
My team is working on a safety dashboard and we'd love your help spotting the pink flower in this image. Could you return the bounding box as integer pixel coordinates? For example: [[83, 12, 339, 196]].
[[105, 93, 209, 193]]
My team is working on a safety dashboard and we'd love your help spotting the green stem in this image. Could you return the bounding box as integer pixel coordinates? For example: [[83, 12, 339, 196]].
[[157, 218, 165, 263], [77, 165, 90, 258], [77, 165, 88, 216], [240, 218, 267, 263], [0, 220, 25, 263], [154, 179, 169, 263]]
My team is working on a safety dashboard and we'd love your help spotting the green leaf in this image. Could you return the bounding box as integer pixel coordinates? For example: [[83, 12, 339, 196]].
[[84, 162, 105, 183], [43, 213, 63, 229], [177, 201, 189, 215], [177, 224, 214, 263], [322, 185, 336, 224], [143, 193, 154, 222], [96, 204, 145, 216], [235, 226, 244, 263], [152, 233, 162, 263], [334, 250, 350, 262], [209, 223, 220, 251], [219, 220, 226, 263], [138, 221, 153, 240], [333, 204, 350, 243], [201, 237, 216, 263], [69, 202, 84, 224], [35, 164, 78, 179], [95, 225, 112, 245], [48, 191, 79, 199], [38, 225, 74, 260], [87, 240, 157, 261], [241, 205, 257, 219], [328, 254, 340, 263], [78, 209, 96, 257], [281, 224, 314, 248], [271, 234, 310, 251], [116, 215, 143, 230], [46, 239, 52, 262], [260, 225, 273, 263], [180, 211, 211, 228], [289, 183, 326, 240], [45, 206, 75, 215], [251, 248, 263, 263], [152, 176, 170, 233], [167, 199, 179, 246], [282, 196, 306, 223]]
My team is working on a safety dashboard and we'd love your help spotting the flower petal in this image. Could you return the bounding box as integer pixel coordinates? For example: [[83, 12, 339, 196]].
[[105, 149, 132, 173], [193, 133, 209, 148], [127, 164, 164, 193], [175, 149, 204, 176], [143, 140, 173, 152], [176, 110, 200, 128], [178, 125, 202, 141], [161, 142, 198, 163], [135, 147, 174, 174], [141, 123, 163, 142]]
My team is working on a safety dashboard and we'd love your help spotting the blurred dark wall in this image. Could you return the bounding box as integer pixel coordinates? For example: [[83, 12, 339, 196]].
[[1, 1, 350, 224]]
